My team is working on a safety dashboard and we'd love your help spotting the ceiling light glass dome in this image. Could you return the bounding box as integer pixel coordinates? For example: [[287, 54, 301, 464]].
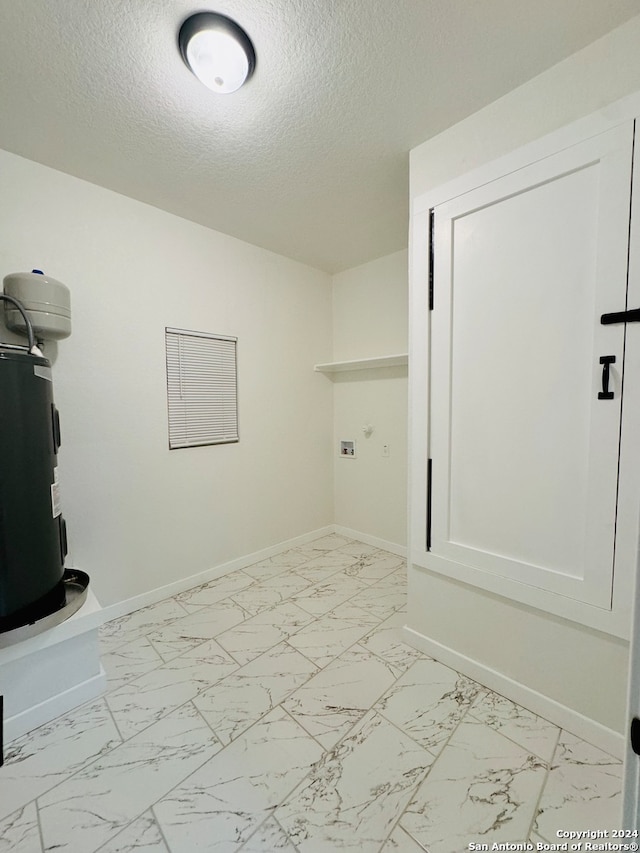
[[178, 12, 256, 94]]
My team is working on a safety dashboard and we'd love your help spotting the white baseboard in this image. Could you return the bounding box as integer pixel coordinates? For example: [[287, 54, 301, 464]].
[[403, 625, 624, 760], [5, 666, 107, 744], [332, 526, 406, 558], [99, 526, 335, 625]]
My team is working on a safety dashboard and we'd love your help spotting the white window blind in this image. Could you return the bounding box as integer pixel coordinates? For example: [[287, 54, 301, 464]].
[[165, 327, 238, 449]]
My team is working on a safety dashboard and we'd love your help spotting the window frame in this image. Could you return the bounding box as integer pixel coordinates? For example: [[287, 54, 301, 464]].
[[165, 326, 239, 450]]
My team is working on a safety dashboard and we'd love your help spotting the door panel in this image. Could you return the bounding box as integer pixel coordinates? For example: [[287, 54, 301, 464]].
[[430, 123, 633, 607]]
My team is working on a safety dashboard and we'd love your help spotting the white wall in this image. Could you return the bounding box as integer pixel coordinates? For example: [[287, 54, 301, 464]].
[[0, 149, 333, 606], [331, 251, 408, 548], [411, 15, 640, 196], [408, 15, 640, 738]]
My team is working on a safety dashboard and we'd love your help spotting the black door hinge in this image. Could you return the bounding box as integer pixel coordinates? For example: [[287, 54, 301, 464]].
[[428, 209, 435, 311], [426, 458, 433, 551], [631, 717, 640, 756]]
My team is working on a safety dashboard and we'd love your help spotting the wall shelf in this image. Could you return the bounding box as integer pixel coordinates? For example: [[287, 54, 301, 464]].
[[314, 353, 408, 374]]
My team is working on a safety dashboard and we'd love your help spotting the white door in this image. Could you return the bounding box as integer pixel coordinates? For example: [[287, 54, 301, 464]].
[[428, 123, 634, 608]]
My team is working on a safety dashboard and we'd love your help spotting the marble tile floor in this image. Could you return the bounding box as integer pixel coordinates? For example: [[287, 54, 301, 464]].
[[0, 533, 623, 852]]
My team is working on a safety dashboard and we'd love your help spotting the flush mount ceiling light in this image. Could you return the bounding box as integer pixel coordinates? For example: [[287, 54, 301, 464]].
[[178, 12, 256, 94]]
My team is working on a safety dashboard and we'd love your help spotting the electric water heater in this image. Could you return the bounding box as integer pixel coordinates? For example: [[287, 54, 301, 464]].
[[0, 347, 68, 631], [0, 274, 84, 641]]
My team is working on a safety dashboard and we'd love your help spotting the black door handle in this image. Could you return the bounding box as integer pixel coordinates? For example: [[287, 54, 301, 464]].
[[601, 307, 640, 324], [598, 355, 616, 400]]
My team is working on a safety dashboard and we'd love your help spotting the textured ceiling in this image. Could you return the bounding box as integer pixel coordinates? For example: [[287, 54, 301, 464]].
[[1, 1, 640, 273]]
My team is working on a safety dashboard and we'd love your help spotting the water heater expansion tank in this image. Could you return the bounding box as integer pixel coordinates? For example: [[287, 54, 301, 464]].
[[3, 270, 71, 341]]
